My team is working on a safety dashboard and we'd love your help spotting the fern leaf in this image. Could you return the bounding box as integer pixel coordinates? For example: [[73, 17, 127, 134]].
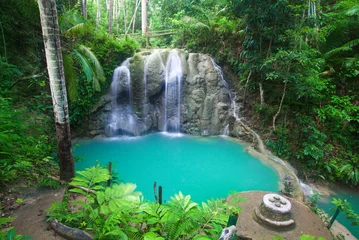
[[69, 188, 87, 195]]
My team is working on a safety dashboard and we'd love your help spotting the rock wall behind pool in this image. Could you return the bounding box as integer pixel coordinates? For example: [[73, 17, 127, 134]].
[[88, 49, 242, 137]]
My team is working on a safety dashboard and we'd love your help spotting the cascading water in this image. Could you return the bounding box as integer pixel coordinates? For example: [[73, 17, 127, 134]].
[[143, 56, 149, 117], [108, 60, 137, 135], [163, 50, 183, 133], [103, 50, 232, 137], [210, 58, 239, 121]]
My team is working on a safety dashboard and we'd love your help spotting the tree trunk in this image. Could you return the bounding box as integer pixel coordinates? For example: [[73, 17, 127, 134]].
[[125, 0, 140, 35], [259, 82, 265, 106], [272, 80, 287, 131], [38, 0, 75, 182], [141, 0, 148, 46], [96, 0, 101, 29], [123, 0, 127, 32], [242, 71, 252, 106], [108, 0, 113, 34], [81, 0, 88, 19]]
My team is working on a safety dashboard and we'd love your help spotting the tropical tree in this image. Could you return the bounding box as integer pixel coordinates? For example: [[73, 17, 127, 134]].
[[38, 0, 74, 181]]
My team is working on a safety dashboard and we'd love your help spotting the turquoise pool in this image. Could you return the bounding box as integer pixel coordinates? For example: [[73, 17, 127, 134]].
[[73, 133, 279, 203]]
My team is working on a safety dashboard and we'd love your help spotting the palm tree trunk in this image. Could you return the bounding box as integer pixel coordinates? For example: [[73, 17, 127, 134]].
[[108, 0, 113, 34], [38, 0, 74, 182]]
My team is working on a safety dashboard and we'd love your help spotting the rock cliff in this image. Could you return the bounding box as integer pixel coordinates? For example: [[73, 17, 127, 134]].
[[88, 49, 241, 137]]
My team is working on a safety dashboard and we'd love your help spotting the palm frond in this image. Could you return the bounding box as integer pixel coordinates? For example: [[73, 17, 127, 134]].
[[324, 38, 359, 59], [78, 45, 105, 82], [73, 49, 94, 85], [63, 52, 78, 101], [346, 5, 359, 16], [182, 16, 210, 30], [343, 38, 359, 48], [59, 9, 85, 32], [65, 23, 86, 37], [324, 47, 353, 58]]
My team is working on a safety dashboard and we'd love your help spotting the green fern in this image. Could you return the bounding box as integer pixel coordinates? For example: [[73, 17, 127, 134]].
[[69, 165, 110, 196]]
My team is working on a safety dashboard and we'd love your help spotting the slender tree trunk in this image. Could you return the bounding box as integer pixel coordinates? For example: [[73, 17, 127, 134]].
[[273, 80, 287, 131], [108, 0, 113, 34], [259, 82, 265, 106], [242, 71, 252, 106], [266, 36, 273, 59], [96, 0, 101, 29], [131, 0, 140, 34], [125, 0, 140, 35], [141, 0, 148, 46], [123, 0, 127, 32], [0, 21, 7, 63], [81, 0, 88, 19], [38, 0, 75, 181]]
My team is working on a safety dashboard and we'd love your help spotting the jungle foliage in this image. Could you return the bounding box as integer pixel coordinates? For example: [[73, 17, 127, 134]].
[[48, 166, 242, 240]]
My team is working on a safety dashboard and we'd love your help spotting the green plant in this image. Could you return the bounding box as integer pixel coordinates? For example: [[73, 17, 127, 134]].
[[308, 192, 321, 212], [281, 175, 294, 196], [48, 166, 241, 239], [39, 177, 60, 189], [332, 198, 359, 227], [69, 165, 110, 197], [0, 228, 32, 240]]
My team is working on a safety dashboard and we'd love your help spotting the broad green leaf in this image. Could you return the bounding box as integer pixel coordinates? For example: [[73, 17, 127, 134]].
[[69, 188, 87, 196], [97, 191, 105, 205]]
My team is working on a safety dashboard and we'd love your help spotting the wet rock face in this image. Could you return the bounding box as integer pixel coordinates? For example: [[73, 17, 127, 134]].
[[88, 49, 238, 137]]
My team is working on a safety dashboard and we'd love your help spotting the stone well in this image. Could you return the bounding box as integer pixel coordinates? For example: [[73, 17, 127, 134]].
[[253, 193, 294, 229], [227, 191, 333, 240]]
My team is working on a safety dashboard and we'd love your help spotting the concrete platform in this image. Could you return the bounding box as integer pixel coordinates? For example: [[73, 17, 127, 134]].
[[228, 191, 333, 240]]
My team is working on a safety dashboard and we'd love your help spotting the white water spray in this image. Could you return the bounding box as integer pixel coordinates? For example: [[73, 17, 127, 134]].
[[163, 50, 183, 133]]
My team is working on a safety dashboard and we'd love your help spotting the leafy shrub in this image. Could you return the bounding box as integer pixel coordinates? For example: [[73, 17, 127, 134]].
[[0, 97, 57, 188], [48, 166, 241, 239]]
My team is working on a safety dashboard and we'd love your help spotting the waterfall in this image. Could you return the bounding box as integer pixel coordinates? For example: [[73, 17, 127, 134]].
[[210, 58, 239, 121], [143, 56, 149, 117], [108, 60, 137, 135], [163, 50, 183, 133], [104, 50, 233, 137]]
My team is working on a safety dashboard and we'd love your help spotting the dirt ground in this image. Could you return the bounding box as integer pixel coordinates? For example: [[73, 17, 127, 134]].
[[2, 187, 357, 240], [5, 187, 66, 240]]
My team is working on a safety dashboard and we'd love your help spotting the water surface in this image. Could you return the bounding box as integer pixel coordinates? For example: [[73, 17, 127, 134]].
[[74, 133, 279, 203], [317, 187, 359, 238]]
